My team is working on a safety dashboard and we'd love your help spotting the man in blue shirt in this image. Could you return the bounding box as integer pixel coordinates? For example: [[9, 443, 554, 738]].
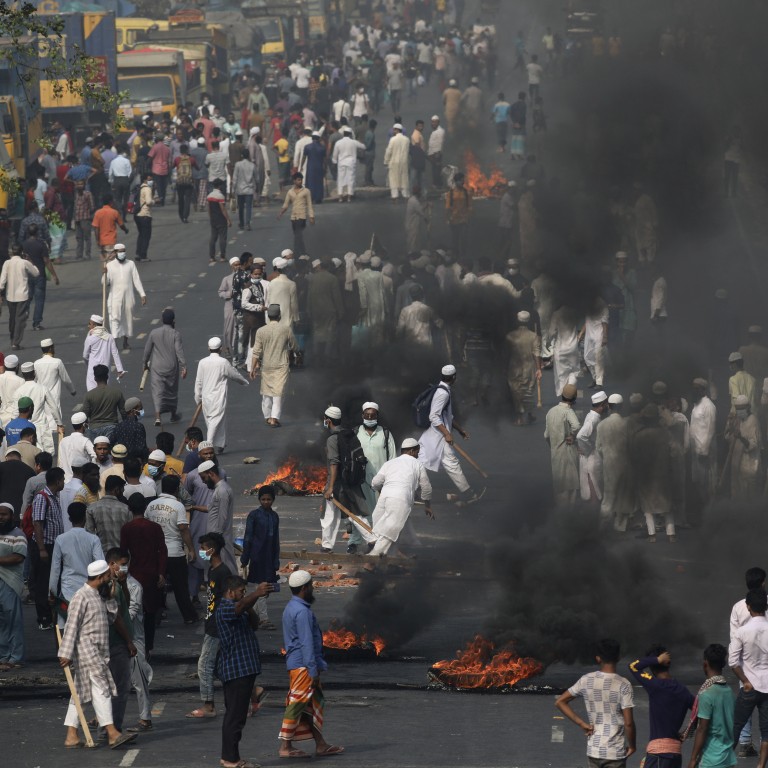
[[5, 397, 35, 446], [216, 575, 273, 768], [278, 570, 344, 759], [491, 92, 511, 152]]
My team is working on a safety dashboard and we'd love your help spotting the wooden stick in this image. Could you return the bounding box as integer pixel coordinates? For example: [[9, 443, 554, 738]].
[[175, 402, 203, 457], [369, 232, 375, 257], [55, 624, 95, 748], [331, 497, 374, 534], [139, 367, 149, 391], [453, 442, 490, 479], [717, 436, 736, 492], [101, 271, 107, 326], [536, 379, 542, 408]]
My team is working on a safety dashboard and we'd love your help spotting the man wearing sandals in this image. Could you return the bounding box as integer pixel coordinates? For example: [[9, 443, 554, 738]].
[[278, 570, 344, 759]]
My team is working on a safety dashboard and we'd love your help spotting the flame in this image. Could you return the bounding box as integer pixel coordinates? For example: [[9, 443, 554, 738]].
[[431, 635, 543, 689], [323, 623, 386, 655], [260, 457, 327, 494], [463, 150, 507, 198]]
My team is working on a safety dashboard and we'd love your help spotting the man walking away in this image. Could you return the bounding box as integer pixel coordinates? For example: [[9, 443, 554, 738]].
[[208, 179, 231, 265], [0, 243, 39, 350], [142, 308, 187, 427]]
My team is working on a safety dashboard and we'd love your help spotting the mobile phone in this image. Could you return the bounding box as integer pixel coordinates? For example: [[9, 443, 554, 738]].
[[272, 582, 280, 592]]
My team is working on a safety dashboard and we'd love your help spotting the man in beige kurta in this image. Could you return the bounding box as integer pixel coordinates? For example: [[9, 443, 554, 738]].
[[250, 304, 297, 427], [506, 310, 541, 425]]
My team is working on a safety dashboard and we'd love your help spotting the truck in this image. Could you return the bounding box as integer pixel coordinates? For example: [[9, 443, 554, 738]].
[[117, 49, 186, 120], [116, 17, 170, 52], [241, 0, 310, 59]]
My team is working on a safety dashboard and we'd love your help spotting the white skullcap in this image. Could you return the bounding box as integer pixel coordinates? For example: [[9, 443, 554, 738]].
[[401, 437, 419, 450], [273, 257, 288, 269], [90, 314, 103, 324], [324, 405, 342, 420], [114, 243, 126, 251], [253, 256, 267, 265], [651, 381, 667, 395], [735, 394, 750, 408], [288, 569, 312, 588], [87, 559, 109, 577], [198, 440, 214, 450], [362, 401, 379, 412], [431, 114, 440, 121], [517, 311, 530, 322], [208, 337, 222, 349], [608, 394, 623, 405], [229, 256, 240, 265], [0, 502, 14, 513], [71, 411, 87, 425], [357, 252, 371, 265], [4, 354, 18, 368], [615, 251, 628, 261], [93, 436, 110, 445], [729, 352, 743, 363], [281, 249, 293, 258], [442, 364, 457, 376], [591, 391, 608, 405], [393, 123, 403, 131], [20, 361, 34, 373], [693, 377, 708, 388], [311, 258, 322, 268], [331, 257, 343, 268], [342, 126, 352, 134], [40, 338, 53, 347], [198, 460, 216, 473], [312, 130, 322, 137], [749, 325, 763, 334], [508, 180, 517, 188], [448, 79, 457, 86], [249, 126, 260, 136], [370, 256, 382, 268], [148, 449, 166, 463]]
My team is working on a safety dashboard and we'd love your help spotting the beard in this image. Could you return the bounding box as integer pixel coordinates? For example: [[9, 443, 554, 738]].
[[204, 479, 216, 489], [0, 520, 15, 534]]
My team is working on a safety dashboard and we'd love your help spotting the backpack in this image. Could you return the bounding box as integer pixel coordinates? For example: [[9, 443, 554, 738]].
[[336, 428, 368, 487], [176, 155, 193, 186], [412, 383, 449, 429], [21, 489, 51, 540], [128, 184, 142, 217]]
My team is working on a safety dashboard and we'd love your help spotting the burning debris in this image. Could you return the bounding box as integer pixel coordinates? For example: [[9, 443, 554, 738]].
[[323, 622, 387, 656], [250, 457, 327, 496], [428, 636, 543, 690], [464, 150, 507, 198]]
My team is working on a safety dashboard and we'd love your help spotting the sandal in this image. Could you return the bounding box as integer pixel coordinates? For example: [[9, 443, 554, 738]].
[[186, 708, 216, 718], [279, 749, 311, 759], [316, 745, 345, 757], [250, 689, 269, 716], [109, 732, 137, 750], [258, 621, 276, 631]]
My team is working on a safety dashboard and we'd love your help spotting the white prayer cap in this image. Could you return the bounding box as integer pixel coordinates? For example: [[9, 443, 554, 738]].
[[629, 392, 644, 406], [341, 126, 352, 134], [526, 179, 536, 188], [591, 391, 608, 405], [651, 381, 667, 395], [448, 79, 457, 86], [729, 351, 743, 363], [324, 405, 342, 420], [362, 401, 379, 412], [735, 394, 750, 408], [90, 314, 103, 324], [208, 337, 222, 350], [331, 257, 343, 268], [442, 364, 457, 377], [114, 243, 126, 252], [357, 252, 371, 265], [111, 444, 128, 458], [298, 254, 311, 262], [430, 115, 440, 121], [471, 76, 479, 84], [516, 311, 530, 323], [273, 257, 288, 269], [229, 256, 240, 265], [393, 123, 403, 131], [311, 258, 322, 268], [20, 361, 34, 373], [249, 126, 260, 136], [508, 180, 517, 188], [198, 460, 216, 473], [370, 256, 382, 268], [148, 449, 166, 463], [71, 411, 87, 425], [750, 325, 763, 334], [693, 377, 708, 388], [253, 256, 267, 265], [93, 436, 110, 445], [288, 569, 312, 588], [40, 338, 53, 347], [281, 249, 294, 258], [312, 130, 322, 137], [608, 394, 623, 405], [198, 440, 214, 450], [614, 251, 628, 261], [87, 559, 109, 577], [401, 437, 419, 450], [4, 354, 18, 368]]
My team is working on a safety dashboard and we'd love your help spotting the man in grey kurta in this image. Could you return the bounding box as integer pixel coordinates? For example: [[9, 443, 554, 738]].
[[217, 259, 239, 357], [595, 394, 633, 532], [405, 190, 429, 253], [142, 308, 187, 425], [250, 303, 297, 426], [543, 382, 580, 504], [306, 260, 343, 362], [197, 461, 236, 572], [356, 254, 389, 345]]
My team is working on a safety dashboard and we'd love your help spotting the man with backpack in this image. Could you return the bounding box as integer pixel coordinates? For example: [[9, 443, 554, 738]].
[[320, 405, 371, 554], [173, 144, 197, 224], [416, 364, 484, 505]]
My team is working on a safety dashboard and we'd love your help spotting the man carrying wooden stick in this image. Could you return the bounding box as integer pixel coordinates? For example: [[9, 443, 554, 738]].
[[57, 558, 137, 750]]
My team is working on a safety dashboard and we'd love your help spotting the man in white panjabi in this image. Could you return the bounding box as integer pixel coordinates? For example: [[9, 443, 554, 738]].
[[103, 243, 146, 351], [83, 313, 125, 391], [580, 299, 609, 388], [383, 123, 410, 200], [0, 354, 23, 425], [689, 377, 716, 512], [267, 257, 299, 327], [576, 391, 608, 504], [15, 361, 63, 454], [194, 336, 248, 453], [596, 394, 633, 532], [354, 438, 433, 557], [331, 126, 366, 202], [356, 252, 389, 345], [35, 338, 76, 447], [548, 305, 582, 398]]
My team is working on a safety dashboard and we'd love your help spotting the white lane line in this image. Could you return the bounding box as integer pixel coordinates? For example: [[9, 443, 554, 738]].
[[150, 319, 159, 325], [151, 701, 166, 717], [187, 283, 196, 288], [136, 333, 146, 340], [198, 272, 207, 277], [119, 748, 140, 767], [174, 293, 185, 298]]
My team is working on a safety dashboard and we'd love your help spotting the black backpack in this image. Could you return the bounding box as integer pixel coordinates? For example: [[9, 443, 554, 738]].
[[412, 383, 449, 429], [336, 428, 368, 487]]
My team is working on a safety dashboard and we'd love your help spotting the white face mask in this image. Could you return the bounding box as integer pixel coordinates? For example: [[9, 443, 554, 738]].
[[117, 252, 126, 261], [118, 565, 128, 574]]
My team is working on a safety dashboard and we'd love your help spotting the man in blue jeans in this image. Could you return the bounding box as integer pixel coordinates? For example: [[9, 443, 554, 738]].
[[21, 222, 59, 331], [730, 588, 768, 768]]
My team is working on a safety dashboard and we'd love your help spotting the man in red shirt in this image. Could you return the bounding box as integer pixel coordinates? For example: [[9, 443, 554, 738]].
[[148, 136, 171, 207], [91, 194, 129, 261]]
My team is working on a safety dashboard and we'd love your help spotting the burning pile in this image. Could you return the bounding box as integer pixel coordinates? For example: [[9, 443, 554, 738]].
[[255, 457, 327, 496], [323, 623, 386, 656], [464, 150, 507, 198], [429, 636, 543, 689]]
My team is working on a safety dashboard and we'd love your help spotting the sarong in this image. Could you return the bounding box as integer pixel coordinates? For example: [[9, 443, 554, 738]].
[[278, 666, 325, 741]]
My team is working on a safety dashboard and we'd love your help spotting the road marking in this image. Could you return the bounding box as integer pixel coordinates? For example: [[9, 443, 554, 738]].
[[150, 319, 159, 325], [136, 333, 146, 340], [151, 701, 166, 717], [175, 293, 185, 298], [187, 283, 196, 288], [120, 748, 139, 767], [198, 272, 207, 277]]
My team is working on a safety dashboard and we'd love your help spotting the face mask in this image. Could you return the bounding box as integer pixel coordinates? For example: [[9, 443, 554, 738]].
[[363, 419, 377, 428], [251, 278, 260, 284], [147, 465, 160, 477], [198, 549, 212, 562], [117, 253, 127, 262], [118, 565, 128, 574], [203, 99, 210, 106], [738, 410, 749, 421], [138, 409, 145, 419], [323, 419, 330, 430], [147, 180, 154, 187]]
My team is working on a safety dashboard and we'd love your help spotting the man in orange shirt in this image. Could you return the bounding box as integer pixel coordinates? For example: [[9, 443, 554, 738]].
[[91, 194, 128, 261]]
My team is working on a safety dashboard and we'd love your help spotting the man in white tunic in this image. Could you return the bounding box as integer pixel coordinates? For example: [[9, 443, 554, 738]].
[[689, 377, 716, 515], [331, 126, 366, 202], [194, 336, 248, 453], [397, 284, 440, 347], [197, 459, 237, 573], [356, 402, 397, 513], [83, 314, 125, 391], [580, 299, 609, 388], [544, 382, 580, 505], [596, 394, 633, 531], [356, 253, 389, 345], [576, 391, 608, 504], [0, 354, 23, 426], [249, 304, 297, 427], [16, 361, 63, 454], [383, 123, 410, 200], [35, 338, 76, 447], [418, 365, 483, 504], [292, 127, 313, 176], [103, 243, 146, 351], [268, 258, 299, 326], [548, 305, 582, 398], [58, 412, 96, 483]]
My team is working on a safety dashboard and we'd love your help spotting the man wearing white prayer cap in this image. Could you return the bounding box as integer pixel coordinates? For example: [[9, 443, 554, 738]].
[[418, 365, 483, 504], [356, 401, 397, 513], [332, 123, 366, 202], [726, 393, 761, 500], [319, 405, 372, 553], [15, 357, 63, 455], [383, 118, 411, 200], [427, 115, 445, 188], [728, 349, 758, 413], [505, 313, 542, 425], [355, 251, 388, 345], [267, 253, 299, 328], [194, 335, 248, 453], [0, 352, 24, 426], [596, 392, 633, 532], [104, 241, 146, 352], [576, 391, 609, 506], [83, 312, 125, 391], [58, 411, 97, 483], [35, 336, 76, 449], [305, 257, 343, 362], [218, 256, 241, 361]]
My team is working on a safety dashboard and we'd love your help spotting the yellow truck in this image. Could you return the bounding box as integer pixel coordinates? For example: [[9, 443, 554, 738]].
[[117, 49, 186, 120]]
